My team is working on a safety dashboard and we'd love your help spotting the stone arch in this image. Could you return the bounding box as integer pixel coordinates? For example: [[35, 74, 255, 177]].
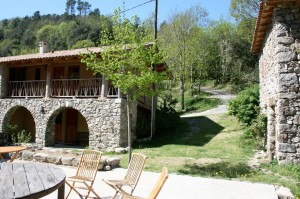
[[45, 106, 90, 147], [2, 105, 36, 144]]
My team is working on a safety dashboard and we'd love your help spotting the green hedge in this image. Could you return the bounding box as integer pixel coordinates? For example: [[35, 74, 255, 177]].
[[228, 84, 260, 125]]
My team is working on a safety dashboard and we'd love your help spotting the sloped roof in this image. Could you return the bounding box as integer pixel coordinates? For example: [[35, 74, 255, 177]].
[[0, 47, 104, 64], [251, 0, 300, 54]]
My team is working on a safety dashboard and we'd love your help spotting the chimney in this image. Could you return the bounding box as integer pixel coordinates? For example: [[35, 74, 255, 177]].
[[39, 42, 47, 54]]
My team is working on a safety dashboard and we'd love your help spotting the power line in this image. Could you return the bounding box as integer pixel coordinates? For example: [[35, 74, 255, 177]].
[[99, 0, 154, 22], [118, 0, 154, 16]]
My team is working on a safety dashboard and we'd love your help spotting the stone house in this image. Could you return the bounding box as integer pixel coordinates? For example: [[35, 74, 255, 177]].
[[251, 0, 300, 164], [0, 42, 164, 151]]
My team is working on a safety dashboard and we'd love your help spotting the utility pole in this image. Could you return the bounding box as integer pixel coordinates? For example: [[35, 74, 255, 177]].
[[154, 0, 158, 40], [151, 0, 158, 139]]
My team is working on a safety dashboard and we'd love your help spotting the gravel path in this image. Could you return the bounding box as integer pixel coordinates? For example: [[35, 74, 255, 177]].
[[181, 87, 235, 118]]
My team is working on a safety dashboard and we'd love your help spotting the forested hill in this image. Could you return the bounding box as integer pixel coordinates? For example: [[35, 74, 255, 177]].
[[0, 8, 114, 57]]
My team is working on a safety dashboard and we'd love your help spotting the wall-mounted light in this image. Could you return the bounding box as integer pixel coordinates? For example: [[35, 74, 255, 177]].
[[41, 106, 46, 114]]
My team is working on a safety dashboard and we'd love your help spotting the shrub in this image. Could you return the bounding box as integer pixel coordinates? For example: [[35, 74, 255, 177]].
[[11, 129, 32, 144], [4, 124, 18, 144], [244, 114, 267, 150], [228, 84, 260, 125], [156, 99, 180, 136]]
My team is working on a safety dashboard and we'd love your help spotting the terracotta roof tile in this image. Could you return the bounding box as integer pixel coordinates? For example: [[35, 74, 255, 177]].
[[251, 0, 300, 54], [0, 47, 104, 63]]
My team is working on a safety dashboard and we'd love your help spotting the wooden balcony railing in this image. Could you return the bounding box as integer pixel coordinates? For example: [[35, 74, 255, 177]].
[[7, 78, 121, 98], [107, 84, 119, 98], [50, 78, 101, 97], [7, 80, 46, 97]]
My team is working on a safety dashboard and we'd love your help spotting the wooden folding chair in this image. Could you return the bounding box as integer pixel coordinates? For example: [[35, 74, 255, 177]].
[[103, 153, 147, 198], [122, 167, 168, 199], [65, 149, 102, 199]]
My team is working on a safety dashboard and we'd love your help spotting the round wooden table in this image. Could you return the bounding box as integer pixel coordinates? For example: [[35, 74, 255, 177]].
[[0, 146, 27, 162], [0, 162, 66, 199]]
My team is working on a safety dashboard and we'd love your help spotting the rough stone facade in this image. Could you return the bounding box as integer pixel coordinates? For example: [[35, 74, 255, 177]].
[[259, 6, 300, 164], [0, 97, 132, 151]]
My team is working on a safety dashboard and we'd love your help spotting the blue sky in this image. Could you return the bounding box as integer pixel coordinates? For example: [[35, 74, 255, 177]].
[[0, 0, 232, 24]]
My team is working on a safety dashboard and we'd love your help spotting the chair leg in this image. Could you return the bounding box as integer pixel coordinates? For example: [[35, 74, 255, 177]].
[[112, 191, 119, 199], [90, 189, 101, 199], [65, 181, 73, 199]]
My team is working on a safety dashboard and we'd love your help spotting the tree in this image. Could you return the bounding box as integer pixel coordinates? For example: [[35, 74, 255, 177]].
[[89, 8, 100, 17], [72, 39, 94, 49], [230, 0, 260, 21], [159, 5, 208, 111], [230, 0, 259, 43], [77, 0, 83, 15], [65, 0, 77, 15], [82, 1, 91, 16], [82, 9, 166, 161], [33, 11, 41, 21]]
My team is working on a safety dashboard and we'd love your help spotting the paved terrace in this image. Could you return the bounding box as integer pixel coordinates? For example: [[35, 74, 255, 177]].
[[39, 164, 278, 199]]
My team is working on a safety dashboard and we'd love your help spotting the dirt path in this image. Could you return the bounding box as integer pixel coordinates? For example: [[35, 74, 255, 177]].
[[181, 87, 235, 118]]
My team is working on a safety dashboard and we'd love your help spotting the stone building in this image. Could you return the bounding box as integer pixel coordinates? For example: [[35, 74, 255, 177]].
[[0, 42, 162, 151], [251, 0, 300, 164]]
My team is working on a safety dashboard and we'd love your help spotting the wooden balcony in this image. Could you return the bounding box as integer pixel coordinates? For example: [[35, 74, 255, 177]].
[[8, 80, 46, 97], [7, 78, 120, 98], [50, 78, 101, 97]]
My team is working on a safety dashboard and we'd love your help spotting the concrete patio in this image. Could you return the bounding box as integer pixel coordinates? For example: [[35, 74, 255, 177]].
[[41, 164, 278, 199]]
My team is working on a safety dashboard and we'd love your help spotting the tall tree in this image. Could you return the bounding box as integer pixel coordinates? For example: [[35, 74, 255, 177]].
[[77, 0, 83, 15], [159, 5, 208, 111], [65, 0, 77, 15], [82, 1, 91, 16], [230, 0, 260, 21], [82, 9, 166, 161]]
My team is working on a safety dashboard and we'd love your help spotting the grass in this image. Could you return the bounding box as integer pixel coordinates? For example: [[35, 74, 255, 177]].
[[110, 113, 300, 197], [171, 88, 220, 114]]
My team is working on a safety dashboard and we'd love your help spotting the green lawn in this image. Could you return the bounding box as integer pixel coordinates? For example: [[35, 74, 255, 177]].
[[171, 89, 220, 115], [108, 113, 300, 197]]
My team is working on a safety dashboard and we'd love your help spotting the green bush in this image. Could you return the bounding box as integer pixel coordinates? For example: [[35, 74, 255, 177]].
[[4, 124, 18, 144], [11, 129, 32, 144], [4, 124, 32, 145], [228, 84, 260, 125], [156, 99, 180, 136], [243, 114, 267, 150]]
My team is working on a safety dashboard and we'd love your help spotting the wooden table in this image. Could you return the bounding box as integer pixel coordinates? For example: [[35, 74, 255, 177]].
[[0, 162, 66, 199], [0, 146, 26, 162]]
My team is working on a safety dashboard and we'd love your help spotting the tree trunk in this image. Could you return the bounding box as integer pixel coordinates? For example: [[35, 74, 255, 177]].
[[198, 70, 201, 95], [190, 65, 193, 97], [126, 96, 132, 163], [180, 74, 185, 111]]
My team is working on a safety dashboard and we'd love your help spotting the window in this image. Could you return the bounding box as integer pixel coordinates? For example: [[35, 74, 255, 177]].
[[68, 66, 80, 79]]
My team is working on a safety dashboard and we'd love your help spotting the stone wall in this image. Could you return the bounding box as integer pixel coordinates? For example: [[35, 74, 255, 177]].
[[259, 6, 300, 164], [0, 64, 8, 99], [0, 98, 132, 151]]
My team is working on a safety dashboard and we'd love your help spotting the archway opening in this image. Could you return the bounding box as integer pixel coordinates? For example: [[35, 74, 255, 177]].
[[54, 108, 89, 147], [7, 106, 35, 143]]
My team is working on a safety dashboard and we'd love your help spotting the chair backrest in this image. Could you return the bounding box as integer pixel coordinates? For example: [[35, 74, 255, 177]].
[[124, 153, 147, 189], [76, 150, 102, 180], [148, 167, 168, 199]]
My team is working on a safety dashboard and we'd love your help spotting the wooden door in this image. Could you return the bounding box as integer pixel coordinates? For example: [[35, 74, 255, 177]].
[[65, 109, 78, 144], [53, 67, 64, 79], [52, 67, 65, 96]]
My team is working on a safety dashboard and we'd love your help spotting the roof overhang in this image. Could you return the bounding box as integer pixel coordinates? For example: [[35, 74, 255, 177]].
[[251, 0, 300, 54], [0, 43, 168, 73], [0, 47, 104, 65]]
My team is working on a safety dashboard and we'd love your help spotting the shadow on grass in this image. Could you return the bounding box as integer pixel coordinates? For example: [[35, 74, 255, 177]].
[[134, 116, 224, 148], [178, 161, 254, 179]]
